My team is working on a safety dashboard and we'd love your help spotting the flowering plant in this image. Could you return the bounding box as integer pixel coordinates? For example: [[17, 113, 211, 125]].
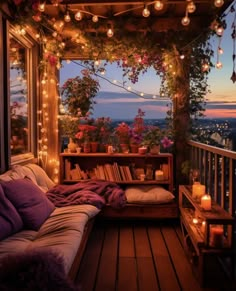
[[61, 70, 100, 117], [129, 108, 145, 144], [94, 116, 112, 143], [114, 122, 130, 143], [142, 125, 163, 147], [75, 124, 97, 143]]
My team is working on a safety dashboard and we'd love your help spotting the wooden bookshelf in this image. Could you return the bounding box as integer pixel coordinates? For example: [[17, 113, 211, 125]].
[[59, 153, 173, 192]]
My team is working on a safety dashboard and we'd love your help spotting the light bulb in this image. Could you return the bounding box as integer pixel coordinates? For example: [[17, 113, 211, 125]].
[[107, 28, 114, 37], [187, 2, 196, 13], [38, 2, 45, 12], [94, 60, 100, 66], [64, 12, 71, 22], [92, 15, 99, 23], [154, 1, 164, 11], [202, 63, 209, 72], [181, 15, 190, 26], [216, 26, 224, 36], [142, 6, 150, 17], [214, 0, 224, 7], [218, 47, 224, 54], [75, 11, 82, 21], [216, 61, 223, 69]]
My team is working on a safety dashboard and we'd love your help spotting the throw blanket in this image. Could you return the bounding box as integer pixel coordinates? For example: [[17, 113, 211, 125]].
[[46, 180, 126, 209]]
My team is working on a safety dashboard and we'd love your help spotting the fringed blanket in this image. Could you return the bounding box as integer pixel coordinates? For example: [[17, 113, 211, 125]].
[[46, 180, 126, 209]]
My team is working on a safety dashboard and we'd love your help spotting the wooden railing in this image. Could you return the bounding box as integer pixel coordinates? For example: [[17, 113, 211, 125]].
[[188, 140, 236, 219]]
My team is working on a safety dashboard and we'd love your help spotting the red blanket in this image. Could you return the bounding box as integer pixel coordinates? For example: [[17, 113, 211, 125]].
[[46, 180, 126, 209]]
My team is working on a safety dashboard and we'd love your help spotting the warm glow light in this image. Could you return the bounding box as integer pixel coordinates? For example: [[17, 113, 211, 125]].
[[181, 15, 190, 26], [107, 28, 114, 38], [38, 2, 45, 12], [216, 26, 224, 36], [142, 6, 150, 17], [216, 61, 223, 69], [214, 0, 224, 7], [218, 47, 224, 54], [154, 1, 164, 11], [64, 12, 71, 23], [92, 15, 99, 22], [75, 11, 82, 21], [187, 2, 196, 13]]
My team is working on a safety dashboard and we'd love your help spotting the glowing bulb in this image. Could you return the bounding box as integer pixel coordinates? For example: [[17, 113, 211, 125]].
[[94, 60, 100, 66], [180, 54, 185, 59], [64, 12, 71, 22], [38, 2, 45, 12], [142, 6, 150, 17], [218, 47, 224, 54], [107, 28, 114, 37], [100, 68, 106, 75], [214, 0, 224, 7], [154, 1, 164, 11], [52, 31, 57, 38], [216, 61, 223, 69], [181, 15, 190, 26], [187, 2, 196, 13], [92, 15, 99, 22], [216, 26, 224, 36], [75, 11, 82, 21]]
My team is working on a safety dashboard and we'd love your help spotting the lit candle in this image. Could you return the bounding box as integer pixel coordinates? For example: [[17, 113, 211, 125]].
[[155, 170, 164, 180], [201, 221, 206, 233], [192, 182, 206, 199], [201, 194, 211, 211], [210, 226, 224, 247]]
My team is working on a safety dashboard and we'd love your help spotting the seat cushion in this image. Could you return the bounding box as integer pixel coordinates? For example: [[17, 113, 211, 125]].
[[0, 178, 55, 230]]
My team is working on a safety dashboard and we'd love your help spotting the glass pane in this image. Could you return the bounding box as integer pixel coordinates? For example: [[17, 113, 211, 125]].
[[9, 34, 29, 155]]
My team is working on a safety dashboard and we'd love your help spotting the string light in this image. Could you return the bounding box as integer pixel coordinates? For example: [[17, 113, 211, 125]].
[[75, 11, 82, 21], [181, 14, 190, 26], [92, 15, 99, 23], [214, 0, 224, 8], [154, 1, 164, 11], [38, 2, 45, 12], [107, 28, 114, 38], [187, 2, 196, 14], [64, 11, 71, 23], [142, 5, 150, 17]]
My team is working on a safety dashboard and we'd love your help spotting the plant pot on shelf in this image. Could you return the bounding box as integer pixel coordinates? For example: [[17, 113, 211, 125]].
[[149, 144, 160, 154], [120, 143, 129, 153], [90, 141, 99, 153], [130, 144, 139, 153], [83, 142, 91, 153]]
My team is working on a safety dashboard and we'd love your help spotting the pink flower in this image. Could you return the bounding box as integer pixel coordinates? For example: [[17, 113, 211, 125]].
[[161, 137, 173, 148]]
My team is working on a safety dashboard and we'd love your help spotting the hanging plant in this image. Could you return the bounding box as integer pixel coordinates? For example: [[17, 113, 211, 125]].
[[61, 69, 100, 117]]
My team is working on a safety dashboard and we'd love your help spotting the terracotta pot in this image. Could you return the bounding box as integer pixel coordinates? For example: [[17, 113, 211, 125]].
[[90, 141, 99, 153], [130, 144, 139, 153], [83, 142, 91, 153], [149, 144, 160, 154], [120, 143, 129, 153]]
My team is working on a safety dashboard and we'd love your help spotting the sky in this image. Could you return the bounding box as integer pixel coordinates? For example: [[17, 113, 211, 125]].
[[60, 5, 236, 120]]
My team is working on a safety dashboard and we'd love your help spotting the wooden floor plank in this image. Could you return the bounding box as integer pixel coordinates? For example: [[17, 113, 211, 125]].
[[148, 226, 181, 291], [75, 225, 104, 291], [162, 226, 202, 291], [117, 257, 138, 291], [134, 225, 152, 257], [119, 224, 135, 257], [137, 257, 159, 291], [95, 225, 119, 291]]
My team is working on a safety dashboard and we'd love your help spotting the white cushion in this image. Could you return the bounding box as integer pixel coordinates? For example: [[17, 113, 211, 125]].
[[125, 185, 175, 204]]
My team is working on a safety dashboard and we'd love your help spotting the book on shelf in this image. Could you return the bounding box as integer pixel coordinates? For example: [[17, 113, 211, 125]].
[[124, 165, 133, 181], [161, 163, 169, 180], [65, 159, 71, 180], [104, 164, 115, 182], [113, 162, 122, 181]]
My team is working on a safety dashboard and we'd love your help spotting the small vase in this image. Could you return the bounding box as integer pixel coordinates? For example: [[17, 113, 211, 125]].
[[90, 141, 98, 153], [67, 138, 77, 153]]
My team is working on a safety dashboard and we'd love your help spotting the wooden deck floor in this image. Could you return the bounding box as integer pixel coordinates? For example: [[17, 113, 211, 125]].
[[75, 219, 236, 291]]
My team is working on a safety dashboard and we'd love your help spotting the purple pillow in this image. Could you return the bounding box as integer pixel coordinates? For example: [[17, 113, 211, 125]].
[[0, 185, 23, 240], [1, 178, 55, 231]]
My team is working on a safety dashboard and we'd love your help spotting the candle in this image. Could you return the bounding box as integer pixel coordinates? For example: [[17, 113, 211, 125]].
[[201, 221, 206, 233], [155, 170, 164, 180], [201, 194, 211, 210], [192, 182, 206, 199], [210, 226, 224, 247]]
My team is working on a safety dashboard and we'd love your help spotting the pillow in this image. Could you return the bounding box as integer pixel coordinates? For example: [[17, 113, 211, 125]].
[[0, 249, 78, 291], [125, 185, 175, 204], [0, 178, 55, 231], [0, 185, 23, 240]]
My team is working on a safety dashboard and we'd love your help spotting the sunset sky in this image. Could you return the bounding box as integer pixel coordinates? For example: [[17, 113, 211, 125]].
[[60, 6, 235, 120]]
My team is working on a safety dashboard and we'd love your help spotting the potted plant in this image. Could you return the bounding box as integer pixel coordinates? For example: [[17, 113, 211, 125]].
[[129, 108, 145, 153], [142, 125, 163, 154], [114, 122, 130, 152], [61, 69, 100, 117]]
